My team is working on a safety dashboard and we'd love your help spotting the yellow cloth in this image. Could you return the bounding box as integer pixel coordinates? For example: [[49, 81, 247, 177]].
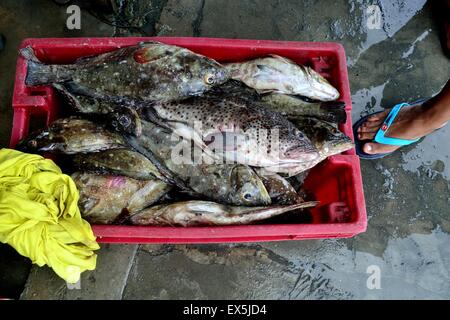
[[0, 148, 99, 283]]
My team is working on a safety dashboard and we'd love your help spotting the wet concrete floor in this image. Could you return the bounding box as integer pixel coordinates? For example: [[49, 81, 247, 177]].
[[1, 0, 449, 299]]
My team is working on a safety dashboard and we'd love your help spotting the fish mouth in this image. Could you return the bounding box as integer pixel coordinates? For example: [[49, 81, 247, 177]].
[[311, 83, 340, 101], [283, 146, 319, 163], [327, 141, 355, 156]]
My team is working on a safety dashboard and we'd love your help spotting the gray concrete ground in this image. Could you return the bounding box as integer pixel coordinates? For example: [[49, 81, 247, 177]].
[[1, 0, 449, 299]]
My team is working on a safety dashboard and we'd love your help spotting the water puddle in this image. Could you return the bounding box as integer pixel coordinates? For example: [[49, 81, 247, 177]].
[[401, 29, 431, 58], [375, 163, 396, 199], [351, 80, 390, 118], [378, 0, 428, 37], [347, 0, 427, 66], [262, 228, 450, 299], [401, 125, 450, 179]]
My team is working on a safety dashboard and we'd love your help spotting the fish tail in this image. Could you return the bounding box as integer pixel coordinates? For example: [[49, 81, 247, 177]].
[[52, 84, 83, 110], [319, 101, 347, 124], [231, 201, 319, 224], [20, 46, 67, 86]]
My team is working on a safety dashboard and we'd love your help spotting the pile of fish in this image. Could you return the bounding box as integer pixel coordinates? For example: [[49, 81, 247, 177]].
[[18, 41, 353, 226]]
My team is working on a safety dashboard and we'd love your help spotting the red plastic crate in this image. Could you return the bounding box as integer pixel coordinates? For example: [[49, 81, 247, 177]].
[[10, 37, 366, 243]]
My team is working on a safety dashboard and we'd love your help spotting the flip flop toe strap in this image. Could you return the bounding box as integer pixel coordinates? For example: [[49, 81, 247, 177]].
[[374, 103, 421, 146]]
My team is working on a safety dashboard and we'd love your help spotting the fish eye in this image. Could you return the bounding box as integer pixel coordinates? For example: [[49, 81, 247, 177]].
[[118, 115, 130, 127], [243, 193, 252, 200], [203, 73, 215, 85]]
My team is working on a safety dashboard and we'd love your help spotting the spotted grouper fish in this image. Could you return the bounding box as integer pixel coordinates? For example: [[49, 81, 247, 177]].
[[127, 120, 271, 206], [141, 96, 319, 171], [225, 55, 340, 101], [21, 41, 229, 102]]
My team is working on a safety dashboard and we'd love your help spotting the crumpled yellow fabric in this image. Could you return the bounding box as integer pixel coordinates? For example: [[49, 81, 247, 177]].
[[0, 148, 99, 283]]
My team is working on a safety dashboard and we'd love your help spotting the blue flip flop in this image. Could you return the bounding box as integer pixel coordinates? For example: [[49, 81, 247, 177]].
[[353, 101, 426, 160]]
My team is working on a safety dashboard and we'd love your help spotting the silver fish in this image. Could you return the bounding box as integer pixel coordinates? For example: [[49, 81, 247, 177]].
[[129, 200, 319, 226], [225, 55, 340, 101]]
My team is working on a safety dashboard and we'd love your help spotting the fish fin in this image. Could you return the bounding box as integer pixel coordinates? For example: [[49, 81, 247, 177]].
[[138, 40, 163, 45], [123, 134, 192, 192], [140, 106, 175, 132], [20, 46, 41, 62], [267, 54, 296, 65], [254, 63, 281, 81], [256, 64, 272, 72], [62, 81, 99, 98], [319, 101, 347, 124], [132, 43, 178, 64], [319, 100, 346, 109], [267, 54, 284, 59], [53, 83, 141, 136], [53, 84, 85, 111], [256, 88, 276, 94], [74, 45, 139, 66], [53, 84, 138, 136], [20, 46, 58, 86], [126, 181, 170, 214], [287, 96, 347, 124]]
